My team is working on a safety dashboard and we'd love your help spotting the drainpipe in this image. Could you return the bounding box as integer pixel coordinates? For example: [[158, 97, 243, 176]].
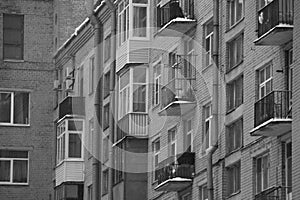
[[104, 1, 116, 200], [86, 0, 102, 199], [207, 0, 219, 200]]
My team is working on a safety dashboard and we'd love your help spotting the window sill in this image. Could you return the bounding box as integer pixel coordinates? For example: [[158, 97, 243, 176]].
[[226, 104, 242, 115], [0, 182, 29, 186], [0, 123, 30, 127], [3, 59, 25, 63], [226, 60, 243, 74], [225, 147, 243, 157], [226, 17, 245, 33], [226, 190, 241, 199]]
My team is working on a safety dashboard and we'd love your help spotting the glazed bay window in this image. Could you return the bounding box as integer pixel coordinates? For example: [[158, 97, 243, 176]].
[[255, 154, 269, 194], [226, 161, 241, 196], [133, 0, 148, 37], [56, 119, 84, 164], [0, 91, 29, 125], [227, 76, 243, 112], [3, 14, 24, 60], [0, 150, 28, 184], [229, 0, 244, 27], [228, 34, 243, 71], [118, 66, 147, 119], [226, 118, 243, 154], [118, 0, 129, 45]]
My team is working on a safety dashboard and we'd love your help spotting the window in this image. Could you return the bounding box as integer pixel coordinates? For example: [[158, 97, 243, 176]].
[[181, 193, 191, 200], [104, 72, 110, 98], [205, 20, 214, 67], [153, 61, 162, 106], [0, 91, 29, 125], [226, 161, 241, 195], [89, 56, 95, 94], [103, 136, 109, 162], [55, 184, 83, 200], [118, 0, 129, 45], [255, 154, 269, 194], [114, 145, 124, 184], [118, 66, 147, 119], [88, 185, 93, 200], [0, 150, 28, 184], [133, 0, 148, 37], [102, 170, 109, 195], [228, 34, 243, 71], [56, 119, 83, 164], [88, 118, 94, 156], [185, 39, 195, 79], [285, 142, 292, 198], [258, 64, 272, 99], [227, 76, 243, 112], [104, 34, 111, 62], [258, 0, 273, 10], [203, 104, 212, 150], [226, 118, 243, 154], [286, 49, 293, 109], [168, 128, 176, 157], [229, 0, 244, 27], [153, 138, 160, 181], [184, 118, 193, 152], [103, 104, 110, 130], [3, 14, 24, 60], [199, 184, 208, 200]]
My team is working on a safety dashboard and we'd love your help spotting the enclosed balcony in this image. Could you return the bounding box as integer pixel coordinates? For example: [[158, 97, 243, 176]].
[[155, 152, 195, 192], [59, 96, 85, 119], [254, 0, 293, 46], [250, 91, 292, 137], [116, 113, 148, 141], [156, 0, 196, 37], [159, 55, 196, 116]]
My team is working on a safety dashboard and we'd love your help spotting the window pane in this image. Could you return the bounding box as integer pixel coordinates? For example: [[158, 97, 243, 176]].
[[66, 185, 78, 198], [68, 120, 83, 131], [13, 92, 29, 124], [13, 160, 28, 183], [133, 67, 146, 83], [69, 134, 82, 158], [0, 160, 11, 182], [133, 0, 147, 3], [0, 93, 11, 123], [0, 150, 28, 158], [133, 85, 146, 112], [3, 29, 23, 44], [4, 14, 23, 29], [120, 71, 130, 89], [133, 6, 147, 37]]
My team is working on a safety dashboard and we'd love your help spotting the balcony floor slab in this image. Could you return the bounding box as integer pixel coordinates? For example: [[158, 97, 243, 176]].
[[154, 177, 192, 192], [250, 118, 292, 137]]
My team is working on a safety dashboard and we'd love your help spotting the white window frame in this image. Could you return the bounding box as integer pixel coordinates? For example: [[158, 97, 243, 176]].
[[168, 128, 177, 158], [56, 119, 84, 165], [204, 104, 212, 150], [153, 60, 162, 106], [118, 66, 148, 119], [131, 0, 149, 40], [285, 141, 292, 199], [153, 138, 160, 182], [0, 91, 30, 126], [89, 56, 95, 94], [258, 64, 273, 99], [199, 184, 208, 200], [229, 0, 244, 27], [255, 154, 269, 194], [184, 118, 193, 152], [205, 20, 213, 67], [0, 150, 29, 185]]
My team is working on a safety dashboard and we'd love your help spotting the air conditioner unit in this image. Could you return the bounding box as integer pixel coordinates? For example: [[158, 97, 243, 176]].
[[53, 80, 61, 90]]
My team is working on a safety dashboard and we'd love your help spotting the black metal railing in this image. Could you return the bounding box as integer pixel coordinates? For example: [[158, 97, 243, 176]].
[[255, 186, 282, 200], [257, 0, 294, 37], [157, 0, 194, 28], [254, 91, 291, 127], [59, 96, 85, 119]]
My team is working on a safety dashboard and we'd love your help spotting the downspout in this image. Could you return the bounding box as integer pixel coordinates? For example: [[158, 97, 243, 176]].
[[86, 0, 102, 199], [104, 1, 116, 200], [207, 0, 219, 200]]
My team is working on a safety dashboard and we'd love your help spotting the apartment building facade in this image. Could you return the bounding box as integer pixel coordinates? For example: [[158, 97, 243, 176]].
[[0, 0, 55, 199], [53, 0, 297, 200]]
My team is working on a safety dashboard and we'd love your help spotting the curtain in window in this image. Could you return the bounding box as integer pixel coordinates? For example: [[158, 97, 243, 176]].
[[133, 85, 146, 112], [13, 160, 28, 183], [133, 6, 147, 37], [13, 92, 29, 124]]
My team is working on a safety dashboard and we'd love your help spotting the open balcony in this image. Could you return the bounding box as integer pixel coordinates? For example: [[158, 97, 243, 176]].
[[250, 91, 292, 137], [155, 152, 195, 192], [254, 186, 284, 200], [254, 0, 293, 46], [156, 0, 196, 37], [116, 113, 148, 141], [59, 96, 85, 119]]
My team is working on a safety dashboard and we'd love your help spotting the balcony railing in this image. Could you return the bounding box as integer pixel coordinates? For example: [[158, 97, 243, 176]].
[[254, 91, 291, 127], [156, 0, 196, 36], [157, 164, 194, 184], [256, 0, 293, 45], [254, 186, 282, 200], [116, 113, 148, 141], [59, 96, 85, 119]]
